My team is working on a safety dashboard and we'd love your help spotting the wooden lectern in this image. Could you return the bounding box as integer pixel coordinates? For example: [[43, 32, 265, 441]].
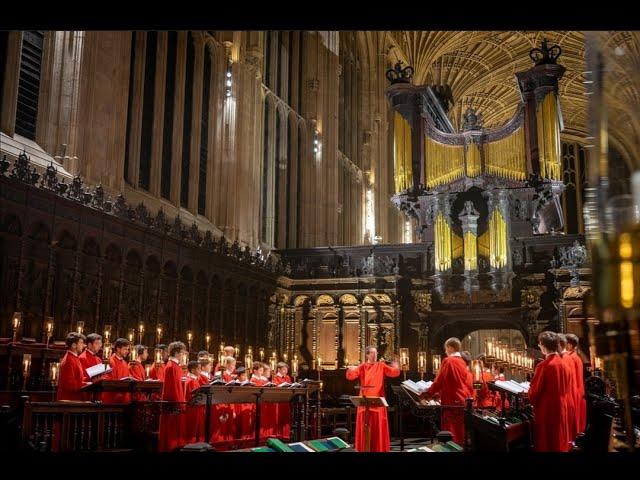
[[349, 396, 388, 452]]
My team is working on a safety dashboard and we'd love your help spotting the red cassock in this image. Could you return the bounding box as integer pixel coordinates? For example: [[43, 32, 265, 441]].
[[250, 376, 273, 441], [273, 374, 292, 439], [346, 361, 400, 452], [209, 371, 237, 445], [183, 375, 205, 444], [129, 361, 146, 401], [57, 351, 87, 401], [528, 353, 571, 452], [102, 355, 131, 404], [425, 355, 473, 446], [149, 363, 166, 401], [567, 350, 586, 433], [561, 352, 577, 442], [159, 359, 186, 452], [79, 350, 102, 381]]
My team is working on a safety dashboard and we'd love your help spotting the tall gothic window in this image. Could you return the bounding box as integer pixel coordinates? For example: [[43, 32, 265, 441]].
[[198, 48, 212, 215], [181, 32, 195, 207], [124, 32, 137, 185], [161, 31, 178, 200], [15, 31, 44, 140], [139, 31, 158, 191]]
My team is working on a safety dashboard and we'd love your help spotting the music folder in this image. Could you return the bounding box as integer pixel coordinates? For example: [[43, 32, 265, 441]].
[[349, 396, 388, 408]]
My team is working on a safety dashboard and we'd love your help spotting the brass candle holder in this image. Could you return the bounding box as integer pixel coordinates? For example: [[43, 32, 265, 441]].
[[44, 316, 54, 346], [12, 312, 22, 342], [471, 359, 483, 389], [417, 351, 427, 381], [22, 353, 32, 390], [432, 354, 441, 375], [399, 347, 409, 380]]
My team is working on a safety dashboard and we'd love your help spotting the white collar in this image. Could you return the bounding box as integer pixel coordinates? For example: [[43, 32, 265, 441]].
[[188, 373, 198, 380], [450, 352, 461, 357], [170, 357, 180, 365], [69, 350, 79, 357], [276, 372, 284, 377], [225, 369, 234, 375]]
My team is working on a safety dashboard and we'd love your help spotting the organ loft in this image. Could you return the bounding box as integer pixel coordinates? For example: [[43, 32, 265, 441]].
[[0, 30, 639, 455]]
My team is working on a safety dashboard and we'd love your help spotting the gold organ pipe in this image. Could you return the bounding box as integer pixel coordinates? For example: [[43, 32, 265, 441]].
[[394, 112, 413, 192], [464, 231, 478, 271], [484, 127, 527, 180], [466, 141, 481, 177], [536, 92, 562, 180], [425, 136, 464, 188], [489, 209, 508, 269], [435, 212, 452, 272]]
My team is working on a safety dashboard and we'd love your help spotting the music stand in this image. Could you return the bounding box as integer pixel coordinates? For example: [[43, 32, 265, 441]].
[[349, 395, 388, 452]]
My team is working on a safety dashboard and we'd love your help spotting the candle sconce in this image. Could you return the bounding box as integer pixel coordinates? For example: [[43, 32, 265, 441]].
[[292, 354, 299, 381], [12, 312, 22, 342], [432, 354, 441, 376], [471, 359, 483, 389], [44, 317, 54, 346], [22, 353, 32, 390], [399, 348, 409, 380], [49, 361, 60, 388], [417, 351, 427, 381], [76, 321, 84, 335], [104, 324, 112, 344]]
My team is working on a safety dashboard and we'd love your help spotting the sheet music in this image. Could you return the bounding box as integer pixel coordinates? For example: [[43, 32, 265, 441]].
[[86, 363, 111, 379], [402, 379, 433, 396], [494, 380, 528, 394]]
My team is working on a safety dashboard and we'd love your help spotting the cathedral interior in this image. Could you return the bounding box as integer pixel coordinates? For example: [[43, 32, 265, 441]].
[[1, 30, 639, 454]]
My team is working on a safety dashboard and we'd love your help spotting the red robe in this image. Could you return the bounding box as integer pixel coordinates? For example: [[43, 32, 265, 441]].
[[210, 371, 237, 444], [560, 351, 577, 442], [159, 359, 186, 452], [567, 350, 586, 433], [79, 349, 102, 381], [57, 351, 87, 401], [425, 355, 473, 446], [183, 374, 205, 444], [149, 363, 166, 401], [528, 353, 571, 452], [346, 361, 400, 452], [273, 373, 292, 439], [102, 354, 131, 404], [129, 361, 146, 401]]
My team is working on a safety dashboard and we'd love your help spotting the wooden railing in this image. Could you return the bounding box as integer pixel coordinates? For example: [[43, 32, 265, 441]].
[[22, 401, 134, 452]]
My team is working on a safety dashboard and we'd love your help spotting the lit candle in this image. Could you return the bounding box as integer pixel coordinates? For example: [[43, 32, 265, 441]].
[[245, 352, 253, 369], [235, 345, 240, 358], [103, 343, 112, 360], [432, 354, 441, 373], [130, 347, 138, 363], [269, 355, 277, 372], [345, 357, 349, 367], [76, 321, 84, 335], [45, 318, 54, 335], [138, 322, 144, 342], [417, 351, 427, 373], [145, 364, 151, 379], [104, 324, 111, 342], [400, 348, 409, 370], [317, 356, 322, 370], [13, 312, 22, 330], [283, 353, 288, 363], [248, 346, 253, 354], [205, 333, 211, 351], [595, 356, 602, 370], [49, 362, 60, 386], [259, 348, 265, 361], [128, 329, 135, 343], [154, 348, 162, 364], [472, 360, 482, 383], [187, 331, 193, 345], [23, 353, 32, 375], [219, 342, 225, 353], [486, 339, 494, 357], [292, 355, 299, 376], [156, 326, 163, 342]]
